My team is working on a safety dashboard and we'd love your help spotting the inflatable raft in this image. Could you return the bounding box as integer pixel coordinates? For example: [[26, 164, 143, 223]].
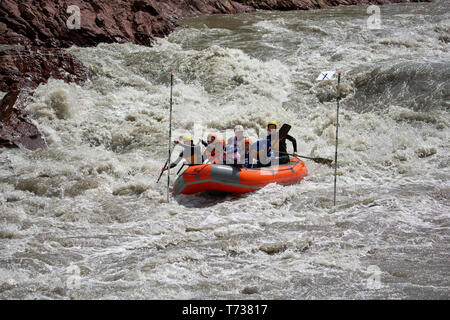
[[173, 158, 307, 195]]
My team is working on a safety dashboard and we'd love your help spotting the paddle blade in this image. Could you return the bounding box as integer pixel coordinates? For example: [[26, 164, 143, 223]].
[[293, 154, 333, 166], [279, 124, 291, 139], [312, 157, 333, 166]]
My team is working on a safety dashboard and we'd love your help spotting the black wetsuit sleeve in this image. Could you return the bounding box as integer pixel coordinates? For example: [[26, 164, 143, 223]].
[[169, 152, 183, 168], [286, 135, 297, 153], [201, 147, 208, 163], [201, 140, 208, 147]]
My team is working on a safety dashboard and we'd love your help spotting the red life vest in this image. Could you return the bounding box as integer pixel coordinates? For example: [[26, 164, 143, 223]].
[[205, 138, 226, 163]]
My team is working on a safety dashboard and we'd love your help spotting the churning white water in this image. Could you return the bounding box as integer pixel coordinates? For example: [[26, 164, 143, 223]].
[[0, 1, 449, 299]]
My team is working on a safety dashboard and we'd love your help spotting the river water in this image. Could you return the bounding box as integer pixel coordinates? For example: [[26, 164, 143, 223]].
[[0, 1, 449, 299]]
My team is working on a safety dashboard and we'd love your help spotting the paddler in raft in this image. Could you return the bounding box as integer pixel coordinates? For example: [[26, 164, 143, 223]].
[[226, 125, 252, 166], [162, 136, 203, 172], [266, 121, 298, 165], [199, 133, 226, 164], [249, 122, 299, 167]]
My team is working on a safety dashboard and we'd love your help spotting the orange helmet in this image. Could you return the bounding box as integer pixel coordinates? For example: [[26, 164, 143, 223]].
[[207, 133, 217, 143]]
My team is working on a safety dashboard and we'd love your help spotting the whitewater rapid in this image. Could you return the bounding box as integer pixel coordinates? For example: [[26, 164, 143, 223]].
[[0, 1, 449, 299]]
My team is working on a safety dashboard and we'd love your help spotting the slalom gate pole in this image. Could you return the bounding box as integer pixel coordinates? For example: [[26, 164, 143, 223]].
[[167, 72, 174, 203], [333, 72, 341, 206]]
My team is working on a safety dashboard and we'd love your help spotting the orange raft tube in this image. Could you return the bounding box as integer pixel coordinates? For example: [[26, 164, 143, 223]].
[[173, 158, 307, 195]]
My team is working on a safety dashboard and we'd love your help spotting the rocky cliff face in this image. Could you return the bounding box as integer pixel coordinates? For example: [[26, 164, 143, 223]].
[[0, 0, 432, 150]]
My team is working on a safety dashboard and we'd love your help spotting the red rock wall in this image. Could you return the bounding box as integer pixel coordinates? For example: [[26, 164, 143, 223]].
[[0, 0, 254, 48]]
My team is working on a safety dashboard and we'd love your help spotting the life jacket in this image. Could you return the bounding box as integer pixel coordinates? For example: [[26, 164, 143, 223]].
[[205, 138, 226, 160], [266, 132, 281, 153], [224, 144, 241, 164], [182, 143, 202, 165], [234, 136, 247, 149], [243, 138, 252, 167], [226, 136, 253, 165], [250, 139, 273, 165]]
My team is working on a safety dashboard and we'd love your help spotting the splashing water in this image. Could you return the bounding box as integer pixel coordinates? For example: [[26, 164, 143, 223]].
[[0, 1, 449, 299]]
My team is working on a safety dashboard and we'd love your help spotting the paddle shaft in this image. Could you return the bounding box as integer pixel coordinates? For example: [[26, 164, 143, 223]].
[[279, 152, 333, 165], [176, 163, 186, 175], [156, 158, 169, 183], [156, 144, 176, 184]]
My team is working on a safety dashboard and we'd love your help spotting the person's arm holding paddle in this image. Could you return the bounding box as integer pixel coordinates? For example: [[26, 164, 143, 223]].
[[284, 134, 298, 158], [271, 122, 332, 165], [161, 139, 184, 173], [162, 151, 183, 172]]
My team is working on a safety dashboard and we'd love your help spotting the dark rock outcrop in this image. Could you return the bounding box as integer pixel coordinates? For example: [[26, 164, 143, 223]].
[[0, 47, 87, 150], [0, 88, 46, 150], [0, 0, 254, 48], [0, 47, 87, 92]]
